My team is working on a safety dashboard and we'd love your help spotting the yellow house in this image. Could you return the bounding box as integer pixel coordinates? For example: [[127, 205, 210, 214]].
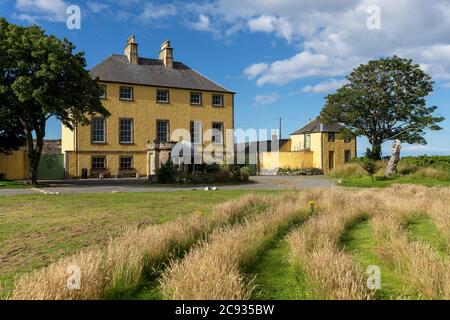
[[259, 118, 357, 174], [62, 36, 235, 178]]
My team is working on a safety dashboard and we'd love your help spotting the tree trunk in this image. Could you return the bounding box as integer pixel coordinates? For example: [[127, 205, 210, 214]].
[[384, 139, 401, 177], [25, 128, 44, 186]]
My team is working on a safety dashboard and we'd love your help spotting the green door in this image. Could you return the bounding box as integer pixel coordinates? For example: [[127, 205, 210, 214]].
[[37, 154, 64, 180]]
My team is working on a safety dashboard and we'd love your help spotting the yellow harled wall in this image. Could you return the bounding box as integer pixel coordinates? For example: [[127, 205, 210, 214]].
[[63, 82, 234, 177]]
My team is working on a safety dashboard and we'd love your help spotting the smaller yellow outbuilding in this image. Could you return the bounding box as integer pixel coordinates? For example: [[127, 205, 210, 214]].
[[259, 118, 357, 174]]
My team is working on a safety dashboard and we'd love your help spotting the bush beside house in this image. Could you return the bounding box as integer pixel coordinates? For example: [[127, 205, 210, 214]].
[[155, 162, 252, 184]]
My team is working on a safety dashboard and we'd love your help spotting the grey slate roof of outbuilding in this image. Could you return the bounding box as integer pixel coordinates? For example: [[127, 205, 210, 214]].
[[290, 118, 345, 135], [90, 55, 234, 93]]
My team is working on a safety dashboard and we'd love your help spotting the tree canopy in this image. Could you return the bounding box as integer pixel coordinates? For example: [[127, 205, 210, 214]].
[[320, 56, 444, 159], [0, 18, 109, 184]]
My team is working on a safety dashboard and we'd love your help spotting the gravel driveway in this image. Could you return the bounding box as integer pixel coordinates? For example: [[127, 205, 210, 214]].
[[0, 175, 334, 196]]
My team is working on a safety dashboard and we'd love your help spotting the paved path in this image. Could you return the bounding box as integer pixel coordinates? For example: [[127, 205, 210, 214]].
[[0, 176, 334, 196]]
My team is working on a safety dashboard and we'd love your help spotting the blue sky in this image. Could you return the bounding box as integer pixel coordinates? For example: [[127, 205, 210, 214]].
[[1, 0, 450, 156]]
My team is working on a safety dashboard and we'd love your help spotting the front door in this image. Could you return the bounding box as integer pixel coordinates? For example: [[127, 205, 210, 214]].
[[328, 151, 335, 171]]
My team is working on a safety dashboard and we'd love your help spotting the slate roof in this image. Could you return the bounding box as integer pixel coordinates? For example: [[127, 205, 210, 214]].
[[90, 55, 234, 93], [290, 118, 345, 135]]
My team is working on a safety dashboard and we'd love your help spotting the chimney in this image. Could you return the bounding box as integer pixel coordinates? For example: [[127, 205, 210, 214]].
[[159, 40, 173, 69], [124, 35, 138, 64]]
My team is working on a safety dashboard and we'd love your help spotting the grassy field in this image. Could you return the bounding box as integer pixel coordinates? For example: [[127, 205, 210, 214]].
[[330, 159, 450, 188], [0, 181, 30, 189], [0, 190, 273, 297], [4, 184, 449, 300]]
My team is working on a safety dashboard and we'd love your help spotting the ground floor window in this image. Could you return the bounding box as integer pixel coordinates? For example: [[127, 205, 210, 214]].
[[92, 156, 106, 169], [344, 150, 352, 163], [212, 122, 224, 144], [120, 156, 133, 169]]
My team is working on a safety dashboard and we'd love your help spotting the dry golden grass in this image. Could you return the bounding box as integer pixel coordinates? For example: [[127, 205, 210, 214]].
[[160, 192, 316, 300], [9, 193, 272, 300], [8, 185, 450, 300], [368, 185, 450, 299], [288, 188, 378, 300]]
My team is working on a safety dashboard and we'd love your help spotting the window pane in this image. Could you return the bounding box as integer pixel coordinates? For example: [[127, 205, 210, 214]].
[[99, 85, 106, 99], [190, 92, 202, 105], [345, 150, 351, 163], [92, 157, 105, 169], [157, 90, 169, 103], [120, 87, 133, 100], [212, 123, 223, 144], [190, 121, 202, 144], [328, 133, 335, 142], [120, 119, 133, 143], [212, 95, 223, 106], [305, 134, 311, 149], [120, 157, 133, 169], [157, 121, 168, 142], [91, 118, 105, 143]]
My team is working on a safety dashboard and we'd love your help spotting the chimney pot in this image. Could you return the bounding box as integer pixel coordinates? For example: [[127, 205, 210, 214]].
[[124, 35, 138, 64], [159, 40, 174, 69]]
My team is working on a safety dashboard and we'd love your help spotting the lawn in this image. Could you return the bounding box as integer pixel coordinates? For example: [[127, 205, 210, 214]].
[[0, 181, 30, 189], [0, 190, 271, 296]]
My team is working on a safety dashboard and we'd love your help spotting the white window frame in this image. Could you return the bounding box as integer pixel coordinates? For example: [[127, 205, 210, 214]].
[[156, 90, 169, 103], [212, 122, 224, 145], [120, 86, 133, 101], [190, 92, 202, 105], [92, 156, 106, 169], [99, 85, 107, 99], [119, 118, 133, 144], [212, 94, 223, 107], [119, 156, 133, 169], [156, 120, 169, 142], [190, 120, 202, 144], [91, 117, 105, 143]]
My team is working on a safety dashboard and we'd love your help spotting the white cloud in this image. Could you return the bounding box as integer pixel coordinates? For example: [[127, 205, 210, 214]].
[[302, 79, 348, 94], [248, 15, 293, 42], [254, 93, 279, 105], [179, 0, 450, 86], [191, 14, 212, 31], [138, 2, 177, 21], [244, 63, 269, 80], [15, 0, 68, 22], [87, 1, 109, 14]]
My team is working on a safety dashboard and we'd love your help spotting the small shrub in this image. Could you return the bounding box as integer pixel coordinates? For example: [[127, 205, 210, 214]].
[[205, 163, 221, 173], [156, 160, 178, 183], [359, 158, 377, 181], [240, 167, 250, 182], [278, 168, 324, 176], [214, 166, 231, 183], [228, 164, 244, 181]]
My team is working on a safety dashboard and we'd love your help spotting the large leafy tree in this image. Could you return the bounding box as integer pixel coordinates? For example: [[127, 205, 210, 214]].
[[0, 110, 26, 154], [0, 19, 109, 184], [320, 56, 444, 160]]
